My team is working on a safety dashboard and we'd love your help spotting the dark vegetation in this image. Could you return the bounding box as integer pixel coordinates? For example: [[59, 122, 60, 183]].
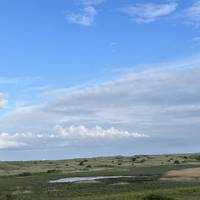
[[143, 193, 174, 200]]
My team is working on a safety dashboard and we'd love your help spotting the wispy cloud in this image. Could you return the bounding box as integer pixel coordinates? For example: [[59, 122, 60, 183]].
[[66, 0, 105, 26], [0, 76, 40, 85], [66, 6, 97, 26], [0, 93, 8, 109], [121, 2, 177, 24], [109, 42, 118, 52], [78, 0, 105, 6], [182, 0, 200, 27], [192, 36, 200, 46]]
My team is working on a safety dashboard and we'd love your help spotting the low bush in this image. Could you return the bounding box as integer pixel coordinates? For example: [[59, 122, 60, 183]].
[[132, 157, 137, 162], [6, 194, 13, 200], [194, 155, 200, 161], [46, 169, 58, 173], [95, 164, 114, 168], [18, 172, 32, 176], [174, 160, 180, 164], [143, 193, 174, 200], [79, 159, 88, 166]]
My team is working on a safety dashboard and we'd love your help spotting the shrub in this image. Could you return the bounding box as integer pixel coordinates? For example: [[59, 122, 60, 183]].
[[132, 157, 137, 162], [174, 160, 180, 164], [194, 155, 200, 161], [96, 164, 114, 168], [79, 161, 85, 166], [79, 159, 88, 166], [118, 161, 122, 165], [6, 194, 13, 200], [139, 159, 146, 163], [143, 193, 174, 200], [18, 172, 32, 176], [46, 169, 58, 173]]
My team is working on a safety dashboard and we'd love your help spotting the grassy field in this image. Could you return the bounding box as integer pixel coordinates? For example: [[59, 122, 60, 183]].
[[1, 154, 200, 200]]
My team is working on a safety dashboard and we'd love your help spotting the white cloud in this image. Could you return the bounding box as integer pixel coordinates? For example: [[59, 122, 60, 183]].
[[0, 93, 7, 109], [66, 0, 105, 26], [0, 126, 147, 150], [66, 6, 97, 26], [54, 125, 147, 139], [78, 0, 105, 6], [1, 58, 200, 152], [122, 2, 177, 23], [0, 139, 19, 149], [110, 42, 117, 47], [0, 76, 40, 85], [0, 133, 23, 149], [183, 1, 200, 26]]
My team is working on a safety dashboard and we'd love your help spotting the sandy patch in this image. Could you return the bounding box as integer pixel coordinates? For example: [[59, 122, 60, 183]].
[[166, 167, 200, 178], [161, 167, 200, 181]]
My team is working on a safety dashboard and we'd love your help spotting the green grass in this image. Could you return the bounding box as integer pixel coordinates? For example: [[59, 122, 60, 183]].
[[1, 154, 200, 200]]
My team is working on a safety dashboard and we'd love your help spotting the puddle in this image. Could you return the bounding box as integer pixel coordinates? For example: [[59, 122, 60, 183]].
[[49, 176, 131, 183]]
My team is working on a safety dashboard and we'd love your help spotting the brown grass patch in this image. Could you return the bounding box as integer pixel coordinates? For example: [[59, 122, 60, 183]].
[[161, 167, 200, 181]]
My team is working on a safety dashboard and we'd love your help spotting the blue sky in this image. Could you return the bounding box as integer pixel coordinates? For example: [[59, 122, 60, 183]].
[[0, 0, 200, 160]]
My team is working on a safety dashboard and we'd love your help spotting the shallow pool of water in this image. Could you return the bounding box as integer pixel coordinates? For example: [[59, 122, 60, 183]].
[[49, 176, 131, 183]]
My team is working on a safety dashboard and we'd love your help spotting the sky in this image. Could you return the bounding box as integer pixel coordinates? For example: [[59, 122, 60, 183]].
[[0, 0, 200, 161]]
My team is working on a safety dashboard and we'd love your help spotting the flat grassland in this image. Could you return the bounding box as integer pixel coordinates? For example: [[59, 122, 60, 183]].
[[1, 154, 200, 200]]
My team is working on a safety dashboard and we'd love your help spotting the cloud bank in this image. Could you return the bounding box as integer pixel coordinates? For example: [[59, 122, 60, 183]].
[[0, 59, 200, 152]]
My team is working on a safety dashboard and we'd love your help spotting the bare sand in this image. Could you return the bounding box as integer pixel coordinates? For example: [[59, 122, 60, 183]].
[[161, 167, 200, 181]]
